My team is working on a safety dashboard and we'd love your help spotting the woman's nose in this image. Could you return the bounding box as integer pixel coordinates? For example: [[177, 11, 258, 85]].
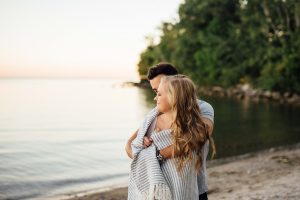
[[154, 96, 157, 101]]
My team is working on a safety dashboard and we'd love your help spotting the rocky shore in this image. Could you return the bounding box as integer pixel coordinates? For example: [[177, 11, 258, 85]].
[[123, 81, 300, 106], [198, 84, 300, 106], [64, 143, 300, 200]]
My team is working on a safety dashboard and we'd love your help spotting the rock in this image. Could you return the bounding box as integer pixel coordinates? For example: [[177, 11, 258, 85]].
[[271, 92, 281, 101], [232, 88, 240, 95], [256, 90, 264, 98], [212, 86, 223, 93], [207, 91, 213, 96], [196, 84, 300, 107], [219, 92, 225, 97], [247, 89, 258, 97], [283, 92, 291, 98], [287, 94, 300, 104], [263, 91, 272, 98], [240, 83, 251, 91], [226, 90, 233, 97], [269, 148, 275, 152], [211, 86, 225, 97]]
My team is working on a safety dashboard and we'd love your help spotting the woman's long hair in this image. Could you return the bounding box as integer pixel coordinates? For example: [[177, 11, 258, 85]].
[[161, 75, 216, 172]]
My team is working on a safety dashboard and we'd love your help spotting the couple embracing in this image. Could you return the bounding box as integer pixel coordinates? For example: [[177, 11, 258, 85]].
[[125, 63, 216, 200]]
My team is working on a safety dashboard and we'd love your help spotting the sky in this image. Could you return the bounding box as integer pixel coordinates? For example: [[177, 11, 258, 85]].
[[0, 0, 182, 80]]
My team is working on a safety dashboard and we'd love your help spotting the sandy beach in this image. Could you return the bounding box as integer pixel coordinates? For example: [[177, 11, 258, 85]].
[[64, 143, 300, 200]]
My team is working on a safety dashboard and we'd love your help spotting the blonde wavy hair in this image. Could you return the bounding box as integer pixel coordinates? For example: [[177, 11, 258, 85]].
[[161, 75, 216, 172]]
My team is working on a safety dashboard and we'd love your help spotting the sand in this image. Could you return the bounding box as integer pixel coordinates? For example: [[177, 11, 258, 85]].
[[64, 144, 300, 200]]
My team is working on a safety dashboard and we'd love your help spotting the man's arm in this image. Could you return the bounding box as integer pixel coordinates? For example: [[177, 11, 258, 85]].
[[125, 129, 138, 159], [159, 145, 174, 159]]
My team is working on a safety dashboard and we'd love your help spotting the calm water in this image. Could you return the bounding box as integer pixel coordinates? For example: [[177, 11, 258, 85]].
[[0, 79, 299, 199]]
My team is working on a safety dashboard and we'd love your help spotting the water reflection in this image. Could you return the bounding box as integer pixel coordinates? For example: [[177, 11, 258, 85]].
[[202, 95, 300, 158]]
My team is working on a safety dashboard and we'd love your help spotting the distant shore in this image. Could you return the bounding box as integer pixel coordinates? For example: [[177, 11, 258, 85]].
[[123, 81, 300, 106], [63, 143, 300, 200]]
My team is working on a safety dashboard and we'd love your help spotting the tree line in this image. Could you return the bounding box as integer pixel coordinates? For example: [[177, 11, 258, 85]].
[[138, 0, 300, 93]]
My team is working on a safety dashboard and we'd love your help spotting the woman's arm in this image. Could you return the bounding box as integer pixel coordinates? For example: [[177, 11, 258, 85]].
[[125, 129, 139, 159]]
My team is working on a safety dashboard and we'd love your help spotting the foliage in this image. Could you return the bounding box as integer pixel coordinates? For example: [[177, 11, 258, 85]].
[[138, 0, 300, 92]]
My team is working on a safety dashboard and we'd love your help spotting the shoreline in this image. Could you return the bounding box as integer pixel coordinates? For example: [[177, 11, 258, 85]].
[[64, 142, 300, 200], [123, 81, 300, 107]]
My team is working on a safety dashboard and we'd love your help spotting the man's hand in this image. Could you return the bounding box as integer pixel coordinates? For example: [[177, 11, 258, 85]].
[[160, 145, 174, 159], [143, 136, 153, 148]]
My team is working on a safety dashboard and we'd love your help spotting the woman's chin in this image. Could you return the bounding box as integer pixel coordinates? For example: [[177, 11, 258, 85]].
[[157, 107, 163, 113]]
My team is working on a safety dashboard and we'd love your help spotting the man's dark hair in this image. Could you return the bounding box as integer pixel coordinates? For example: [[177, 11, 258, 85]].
[[147, 63, 178, 80]]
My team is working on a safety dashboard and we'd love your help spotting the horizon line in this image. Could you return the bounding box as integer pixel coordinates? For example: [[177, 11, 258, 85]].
[[0, 76, 140, 80]]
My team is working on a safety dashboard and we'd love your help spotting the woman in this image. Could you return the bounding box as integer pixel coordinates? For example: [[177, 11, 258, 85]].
[[128, 75, 215, 200]]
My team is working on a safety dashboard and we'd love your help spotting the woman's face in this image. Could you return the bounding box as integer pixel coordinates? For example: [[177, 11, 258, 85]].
[[154, 81, 171, 113]]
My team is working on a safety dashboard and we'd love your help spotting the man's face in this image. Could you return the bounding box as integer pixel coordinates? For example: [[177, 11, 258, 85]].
[[149, 74, 164, 94]]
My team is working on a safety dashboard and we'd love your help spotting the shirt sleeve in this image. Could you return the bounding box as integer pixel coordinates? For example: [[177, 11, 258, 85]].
[[198, 100, 214, 123]]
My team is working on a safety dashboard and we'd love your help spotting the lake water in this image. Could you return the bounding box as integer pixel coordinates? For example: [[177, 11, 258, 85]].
[[0, 78, 299, 199]]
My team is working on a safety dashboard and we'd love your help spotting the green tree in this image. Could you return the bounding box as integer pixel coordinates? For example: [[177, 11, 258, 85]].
[[138, 0, 300, 92]]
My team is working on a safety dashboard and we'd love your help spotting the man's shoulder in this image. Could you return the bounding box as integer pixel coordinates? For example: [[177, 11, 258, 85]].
[[197, 99, 214, 123], [197, 99, 214, 110]]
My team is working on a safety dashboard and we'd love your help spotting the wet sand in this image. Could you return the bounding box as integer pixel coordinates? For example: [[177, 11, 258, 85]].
[[64, 144, 300, 200]]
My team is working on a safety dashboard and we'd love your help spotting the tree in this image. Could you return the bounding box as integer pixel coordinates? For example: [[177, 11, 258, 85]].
[[138, 0, 300, 92]]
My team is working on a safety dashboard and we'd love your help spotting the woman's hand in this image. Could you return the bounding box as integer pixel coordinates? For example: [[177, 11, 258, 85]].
[[143, 136, 153, 148], [125, 129, 139, 159], [125, 140, 133, 159]]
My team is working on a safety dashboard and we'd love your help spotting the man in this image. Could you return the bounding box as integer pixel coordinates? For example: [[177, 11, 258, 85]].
[[125, 63, 214, 200]]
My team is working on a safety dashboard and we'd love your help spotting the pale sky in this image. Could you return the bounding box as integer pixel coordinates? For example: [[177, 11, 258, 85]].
[[0, 0, 182, 80]]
